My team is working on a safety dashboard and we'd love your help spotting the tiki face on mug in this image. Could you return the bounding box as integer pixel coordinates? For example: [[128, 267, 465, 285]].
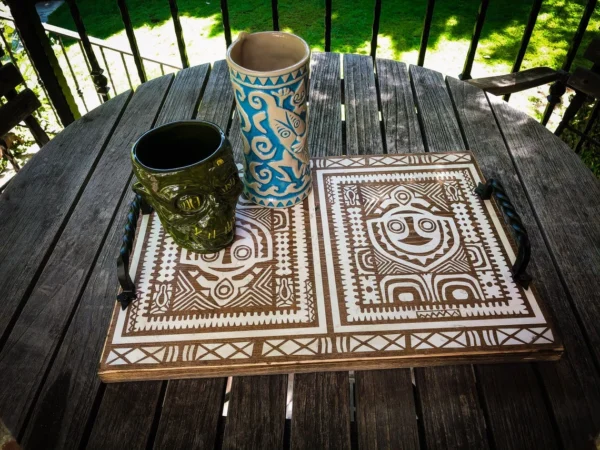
[[132, 121, 243, 254]]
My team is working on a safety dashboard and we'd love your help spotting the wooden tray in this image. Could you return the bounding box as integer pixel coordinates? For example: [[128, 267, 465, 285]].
[[99, 152, 562, 382]]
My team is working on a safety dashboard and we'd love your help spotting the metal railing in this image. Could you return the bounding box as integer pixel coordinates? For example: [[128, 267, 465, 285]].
[[1, 0, 599, 136], [0, 11, 181, 115]]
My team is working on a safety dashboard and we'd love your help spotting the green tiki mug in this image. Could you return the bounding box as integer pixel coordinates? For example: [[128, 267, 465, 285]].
[[132, 121, 243, 254]]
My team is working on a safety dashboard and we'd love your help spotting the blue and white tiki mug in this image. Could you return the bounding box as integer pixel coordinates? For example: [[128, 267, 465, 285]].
[[226, 31, 311, 208]]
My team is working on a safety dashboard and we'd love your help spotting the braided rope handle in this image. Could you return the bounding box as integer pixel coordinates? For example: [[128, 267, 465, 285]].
[[116, 193, 153, 309], [475, 179, 533, 289]]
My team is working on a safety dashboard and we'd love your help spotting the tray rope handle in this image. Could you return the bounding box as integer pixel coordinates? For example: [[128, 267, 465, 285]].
[[475, 178, 533, 289], [116, 193, 153, 309]]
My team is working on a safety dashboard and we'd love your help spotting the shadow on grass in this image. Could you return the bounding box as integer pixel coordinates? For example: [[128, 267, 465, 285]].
[[49, 0, 599, 72]]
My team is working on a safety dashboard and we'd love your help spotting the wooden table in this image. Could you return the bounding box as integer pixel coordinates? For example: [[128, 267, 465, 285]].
[[1, 53, 599, 450]]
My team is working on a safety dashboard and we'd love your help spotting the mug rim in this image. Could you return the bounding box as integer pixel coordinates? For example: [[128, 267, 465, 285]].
[[132, 120, 225, 173], [226, 31, 310, 77]]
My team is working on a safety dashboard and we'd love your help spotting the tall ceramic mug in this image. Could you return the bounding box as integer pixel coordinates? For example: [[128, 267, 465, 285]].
[[226, 31, 311, 208]]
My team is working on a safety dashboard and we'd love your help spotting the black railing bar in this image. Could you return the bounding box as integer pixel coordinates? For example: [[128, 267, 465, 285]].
[[504, 0, 543, 101], [562, 0, 598, 72], [565, 123, 600, 149], [116, 0, 147, 83], [0, 10, 182, 74], [460, 0, 490, 80], [76, 40, 103, 104], [64, 0, 109, 102], [325, 0, 332, 52], [272, 0, 279, 31], [370, 0, 382, 59], [160, 63, 165, 76], [418, 0, 436, 67], [58, 36, 89, 113], [120, 53, 134, 90], [167, 0, 190, 69], [99, 46, 117, 95], [220, 0, 232, 48], [574, 99, 600, 152]]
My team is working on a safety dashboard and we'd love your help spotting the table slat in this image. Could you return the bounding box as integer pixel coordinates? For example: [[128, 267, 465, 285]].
[[222, 375, 287, 450], [153, 379, 226, 449], [0, 79, 172, 435], [308, 52, 343, 157], [86, 382, 163, 450], [416, 366, 488, 449], [349, 55, 421, 450], [355, 370, 420, 450], [152, 60, 234, 449], [446, 76, 600, 449], [288, 52, 350, 450], [291, 372, 351, 450], [409, 65, 463, 152], [0, 91, 131, 341], [19, 66, 209, 450], [376, 59, 424, 154], [86, 64, 215, 450], [344, 54, 383, 155], [487, 93, 600, 366]]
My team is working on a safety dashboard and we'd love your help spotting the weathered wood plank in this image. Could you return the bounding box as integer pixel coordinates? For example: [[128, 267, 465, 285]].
[[20, 65, 210, 450], [416, 366, 488, 449], [291, 372, 351, 450], [344, 55, 421, 450], [409, 65, 464, 152], [447, 75, 600, 450], [0, 76, 171, 437], [286, 51, 350, 450], [308, 52, 342, 157], [476, 365, 559, 450], [0, 90, 130, 342], [344, 54, 383, 155], [0, 63, 24, 96], [153, 379, 226, 450], [86, 382, 163, 450], [355, 370, 419, 450], [85, 65, 213, 450], [488, 93, 600, 359], [409, 65, 490, 450], [376, 59, 424, 153], [151, 60, 232, 450], [222, 375, 287, 450]]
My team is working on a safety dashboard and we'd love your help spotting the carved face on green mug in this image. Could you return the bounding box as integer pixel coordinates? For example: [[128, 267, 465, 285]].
[[132, 121, 243, 254]]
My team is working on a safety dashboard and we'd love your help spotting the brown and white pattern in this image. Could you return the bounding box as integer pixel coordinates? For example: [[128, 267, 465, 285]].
[[99, 153, 561, 381]]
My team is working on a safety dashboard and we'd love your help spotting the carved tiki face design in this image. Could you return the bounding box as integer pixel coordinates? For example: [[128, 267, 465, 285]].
[[132, 121, 243, 254]]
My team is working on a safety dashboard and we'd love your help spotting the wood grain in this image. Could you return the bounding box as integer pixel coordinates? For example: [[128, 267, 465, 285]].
[[0, 90, 130, 342], [376, 59, 424, 153], [86, 381, 163, 450], [222, 375, 287, 450], [86, 65, 214, 449], [488, 93, 600, 362], [291, 372, 351, 450], [447, 75, 600, 449], [409, 65, 488, 449], [19, 65, 209, 450], [409, 65, 464, 152], [153, 378, 226, 450], [416, 366, 489, 450], [344, 54, 383, 155], [308, 52, 342, 157], [355, 370, 419, 450], [347, 55, 420, 450], [151, 61, 232, 450]]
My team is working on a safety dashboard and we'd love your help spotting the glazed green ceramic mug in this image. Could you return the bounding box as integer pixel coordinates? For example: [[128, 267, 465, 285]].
[[131, 121, 243, 254]]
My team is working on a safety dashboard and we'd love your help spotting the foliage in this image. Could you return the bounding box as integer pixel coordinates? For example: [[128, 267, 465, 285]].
[[0, 21, 60, 176]]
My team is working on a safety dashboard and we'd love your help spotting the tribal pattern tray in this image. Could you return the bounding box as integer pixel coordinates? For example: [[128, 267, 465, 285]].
[[99, 152, 561, 382]]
